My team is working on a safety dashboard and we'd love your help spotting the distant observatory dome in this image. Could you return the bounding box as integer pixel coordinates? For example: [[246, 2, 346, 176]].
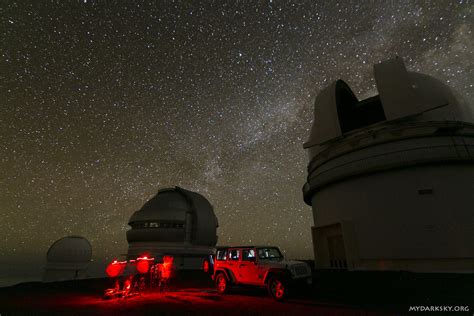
[[127, 186, 218, 269], [43, 236, 92, 282], [303, 57, 474, 273]]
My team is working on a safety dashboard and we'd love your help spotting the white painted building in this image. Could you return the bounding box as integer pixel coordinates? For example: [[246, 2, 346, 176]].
[[303, 57, 474, 272]]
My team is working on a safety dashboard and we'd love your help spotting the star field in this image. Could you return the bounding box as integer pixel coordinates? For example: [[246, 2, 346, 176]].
[[1, 1, 472, 262]]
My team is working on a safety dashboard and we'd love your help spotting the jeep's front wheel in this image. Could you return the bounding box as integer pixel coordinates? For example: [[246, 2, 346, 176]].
[[215, 273, 228, 294], [268, 276, 286, 301]]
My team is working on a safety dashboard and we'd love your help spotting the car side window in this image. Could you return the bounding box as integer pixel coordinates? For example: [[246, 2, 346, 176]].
[[229, 249, 240, 261], [242, 249, 256, 261], [216, 249, 227, 261]]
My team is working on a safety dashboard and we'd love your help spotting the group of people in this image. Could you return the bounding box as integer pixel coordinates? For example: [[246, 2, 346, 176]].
[[104, 255, 175, 299]]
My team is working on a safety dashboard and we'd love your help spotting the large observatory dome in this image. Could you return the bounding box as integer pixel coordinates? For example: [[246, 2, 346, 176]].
[[126, 187, 218, 269], [303, 57, 474, 273], [304, 57, 472, 152], [43, 236, 92, 281]]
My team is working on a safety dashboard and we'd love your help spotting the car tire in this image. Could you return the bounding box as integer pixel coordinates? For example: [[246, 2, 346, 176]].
[[215, 273, 228, 294], [267, 276, 286, 301]]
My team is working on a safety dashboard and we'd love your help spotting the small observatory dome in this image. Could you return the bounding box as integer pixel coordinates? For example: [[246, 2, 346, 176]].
[[303, 57, 474, 273], [127, 186, 218, 270], [43, 236, 92, 282]]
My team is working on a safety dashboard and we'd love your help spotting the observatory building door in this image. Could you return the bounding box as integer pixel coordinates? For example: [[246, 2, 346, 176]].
[[327, 234, 347, 269], [312, 223, 348, 269]]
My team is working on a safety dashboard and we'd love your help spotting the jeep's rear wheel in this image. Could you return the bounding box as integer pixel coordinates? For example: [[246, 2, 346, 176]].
[[268, 276, 286, 301], [215, 273, 228, 294]]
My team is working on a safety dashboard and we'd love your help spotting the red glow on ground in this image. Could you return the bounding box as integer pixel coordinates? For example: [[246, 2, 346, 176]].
[[0, 287, 387, 316]]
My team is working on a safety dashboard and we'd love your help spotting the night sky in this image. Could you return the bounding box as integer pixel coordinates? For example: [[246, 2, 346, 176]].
[[1, 1, 472, 264]]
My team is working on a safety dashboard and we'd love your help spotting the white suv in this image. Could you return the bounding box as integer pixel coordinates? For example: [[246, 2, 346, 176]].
[[211, 246, 312, 301]]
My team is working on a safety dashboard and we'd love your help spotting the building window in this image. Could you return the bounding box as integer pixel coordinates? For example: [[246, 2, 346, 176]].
[[418, 188, 433, 195], [133, 221, 185, 229]]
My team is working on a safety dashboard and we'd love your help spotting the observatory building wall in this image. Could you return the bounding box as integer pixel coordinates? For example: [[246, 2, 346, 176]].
[[311, 164, 474, 272], [303, 57, 474, 273]]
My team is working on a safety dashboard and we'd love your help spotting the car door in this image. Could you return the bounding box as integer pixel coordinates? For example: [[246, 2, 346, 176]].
[[227, 248, 242, 282], [239, 248, 260, 284]]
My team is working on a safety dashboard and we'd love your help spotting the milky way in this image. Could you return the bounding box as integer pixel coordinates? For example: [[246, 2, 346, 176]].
[[1, 1, 472, 261]]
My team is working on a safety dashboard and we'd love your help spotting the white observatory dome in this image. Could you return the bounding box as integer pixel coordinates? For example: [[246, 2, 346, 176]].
[[47, 236, 92, 263], [43, 236, 92, 282], [303, 57, 474, 273]]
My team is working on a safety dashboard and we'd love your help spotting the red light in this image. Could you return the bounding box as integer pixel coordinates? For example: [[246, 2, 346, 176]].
[[136, 259, 149, 274], [137, 256, 154, 261], [106, 261, 125, 277], [138, 252, 152, 259]]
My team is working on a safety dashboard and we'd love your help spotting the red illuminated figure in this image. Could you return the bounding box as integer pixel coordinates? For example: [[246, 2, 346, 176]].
[[155, 255, 174, 292], [212, 246, 312, 301]]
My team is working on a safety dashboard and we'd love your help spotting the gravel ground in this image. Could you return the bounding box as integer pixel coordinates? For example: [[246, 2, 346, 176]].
[[0, 286, 389, 316]]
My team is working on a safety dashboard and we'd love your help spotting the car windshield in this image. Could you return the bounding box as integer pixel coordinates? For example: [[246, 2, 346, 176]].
[[257, 247, 283, 260]]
